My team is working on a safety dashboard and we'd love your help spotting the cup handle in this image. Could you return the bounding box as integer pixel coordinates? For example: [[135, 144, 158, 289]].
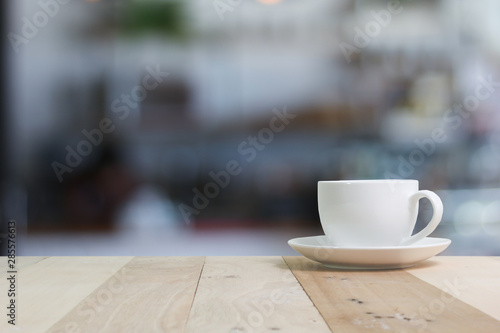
[[399, 190, 443, 246]]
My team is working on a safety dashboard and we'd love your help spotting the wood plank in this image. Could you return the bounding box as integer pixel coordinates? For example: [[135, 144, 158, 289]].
[[184, 256, 331, 333], [407, 256, 500, 321], [284, 256, 500, 333], [48, 256, 205, 333], [0, 256, 48, 272], [0, 256, 133, 333]]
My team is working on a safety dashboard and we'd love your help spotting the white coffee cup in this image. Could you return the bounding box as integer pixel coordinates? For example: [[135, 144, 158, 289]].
[[318, 180, 443, 247]]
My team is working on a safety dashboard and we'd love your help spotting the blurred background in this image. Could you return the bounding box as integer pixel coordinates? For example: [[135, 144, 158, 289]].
[[2, 0, 500, 255]]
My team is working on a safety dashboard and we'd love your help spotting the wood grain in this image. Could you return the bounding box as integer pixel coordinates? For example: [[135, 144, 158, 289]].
[[407, 256, 500, 321], [284, 256, 500, 333], [0, 256, 47, 272], [48, 257, 205, 333], [1, 256, 499, 332], [184, 256, 331, 333], [0, 256, 133, 333]]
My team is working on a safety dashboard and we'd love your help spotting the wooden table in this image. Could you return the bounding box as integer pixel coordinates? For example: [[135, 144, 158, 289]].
[[1, 256, 499, 332]]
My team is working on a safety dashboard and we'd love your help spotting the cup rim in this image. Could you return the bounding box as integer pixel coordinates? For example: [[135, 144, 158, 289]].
[[318, 179, 418, 184]]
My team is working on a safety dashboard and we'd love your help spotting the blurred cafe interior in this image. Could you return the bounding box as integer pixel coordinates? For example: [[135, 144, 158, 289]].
[[2, 0, 500, 255]]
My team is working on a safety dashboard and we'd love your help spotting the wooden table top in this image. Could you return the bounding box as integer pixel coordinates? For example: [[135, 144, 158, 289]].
[[1, 256, 499, 332]]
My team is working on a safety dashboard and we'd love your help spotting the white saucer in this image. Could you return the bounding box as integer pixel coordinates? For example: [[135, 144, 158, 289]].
[[288, 236, 451, 270]]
